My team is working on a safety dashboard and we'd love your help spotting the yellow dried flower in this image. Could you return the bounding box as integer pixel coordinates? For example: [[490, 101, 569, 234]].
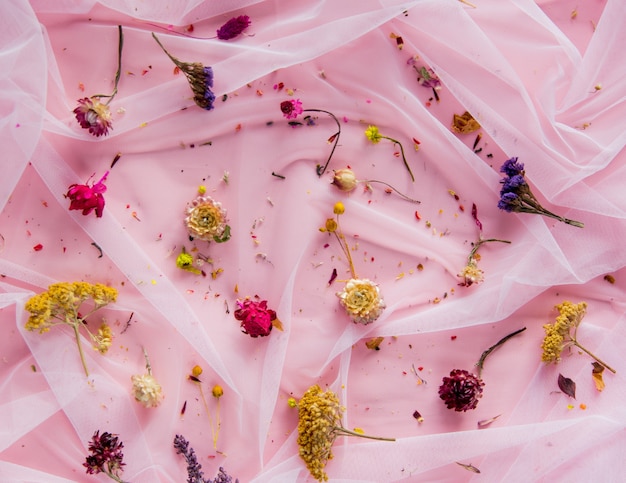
[[288, 397, 298, 408], [333, 202, 345, 215], [95, 323, 113, 354], [457, 259, 484, 287], [297, 385, 394, 481], [336, 278, 386, 325], [364, 125, 382, 144], [324, 218, 338, 233], [212, 385, 223, 398], [131, 374, 163, 408], [192, 365, 203, 377], [185, 195, 229, 242]]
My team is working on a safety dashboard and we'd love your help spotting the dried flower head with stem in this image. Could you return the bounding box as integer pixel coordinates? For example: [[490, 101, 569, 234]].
[[24, 282, 118, 377], [176, 246, 203, 275], [66, 171, 109, 218], [73, 26, 123, 137], [331, 167, 420, 204], [131, 347, 164, 408], [458, 203, 510, 287], [364, 125, 415, 182], [174, 434, 238, 483], [296, 384, 395, 481], [84, 430, 127, 483], [188, 365, 223, 450], [498, 157, 584, 228], [319, 202, 385, 324], [152, 33, 216, 110], [541, 301, 616, 373], [280, 99, 341, 177], [184, 188, 231, 243], [439, 327, 526, 411]]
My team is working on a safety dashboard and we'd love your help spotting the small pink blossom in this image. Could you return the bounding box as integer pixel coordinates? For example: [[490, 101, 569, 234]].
[[66, 172, 109, 218], [73, 97, 113, 137], [234, 298, 276, 338], [280, 99, 303, 120]]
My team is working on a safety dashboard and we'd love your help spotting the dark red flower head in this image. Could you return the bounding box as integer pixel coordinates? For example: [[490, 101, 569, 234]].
[[234, 298, 276, 338], [83, 430, 125, 476], [216, 15, 251, 40], [66, 171, 109, 218], [438, 369, 485, 412]]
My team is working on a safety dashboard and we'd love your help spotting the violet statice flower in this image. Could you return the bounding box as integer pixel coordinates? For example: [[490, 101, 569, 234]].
[[84, 430, 126, 482], [216, 15, 251, 40], [497, 157, 584, 228], [173, 435, 238, 483], [438, 369, 485, 412], [152, 33, 216, 110]]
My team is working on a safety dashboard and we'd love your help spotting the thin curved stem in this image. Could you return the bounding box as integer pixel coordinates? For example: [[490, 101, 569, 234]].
[[572, 340, 616, 374], [476, 327, 526, 377], [363, 179, 420, 204], [381, 135, 415, 182], [73, 324, 90, 377], [304, 109, 341, 177], [334, 426, 395, 441], [467, 237, 511, 263]]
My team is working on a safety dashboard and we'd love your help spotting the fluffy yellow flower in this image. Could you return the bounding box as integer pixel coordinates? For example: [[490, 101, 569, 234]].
[[336, 278, 386, 324], [364, 125, 382, 144]]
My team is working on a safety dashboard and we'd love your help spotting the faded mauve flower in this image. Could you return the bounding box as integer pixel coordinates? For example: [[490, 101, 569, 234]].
[[438, 369, 485, 412]]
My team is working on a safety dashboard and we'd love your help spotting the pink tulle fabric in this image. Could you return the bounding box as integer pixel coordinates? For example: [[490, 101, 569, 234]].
[[1, 0, 625, 481]]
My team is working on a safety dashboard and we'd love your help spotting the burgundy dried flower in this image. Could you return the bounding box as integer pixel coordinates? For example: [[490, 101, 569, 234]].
[[234, 298, 277, 338], [66, 171, 109, 218], [438, 369, 484, 412], [84, 430, 126, 482], [74, 97, 113, 137], [280, 99, 303, 120], [216, 15, 251, 40]]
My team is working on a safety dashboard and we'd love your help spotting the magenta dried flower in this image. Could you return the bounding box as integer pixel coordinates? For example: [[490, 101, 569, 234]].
[[84, 430, 126, 482], [66, 171, 109, 218], [280, 99, 303, 120], [216, 15, 251, 40], [73, 26, 123, 137], [234, 298, 277, 338], [438, 369, 485, 412]]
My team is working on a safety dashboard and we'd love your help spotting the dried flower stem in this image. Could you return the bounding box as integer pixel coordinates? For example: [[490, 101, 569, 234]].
[[467, 237, 511, 263], [379, 135, 414, 182], [334, 426, 395, 441], [305, 109, 341, 177], [570, 332, 616, 373], [333, 218, 357, 279], [195, 382, 218, 448], [476, 327, 526, 377], [92, 26, 123, 106], [364, 179, 420, 203], [516, 199, 584, 228], [73, 324, 90, 377]]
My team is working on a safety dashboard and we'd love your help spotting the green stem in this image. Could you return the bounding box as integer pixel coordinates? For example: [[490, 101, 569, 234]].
[[476, 327, 526, 377], [335, 426, 395, 441], [364, 179, 420, 204], [467, 237, 511, 263], [72, 323, 90, 377], [304, 109, 341, 177], [572, 340, 616, 374], [381, 135, 415, 182]]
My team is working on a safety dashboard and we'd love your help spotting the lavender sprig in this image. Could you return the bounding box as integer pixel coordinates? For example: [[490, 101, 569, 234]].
[[173, 435, 238, 483]]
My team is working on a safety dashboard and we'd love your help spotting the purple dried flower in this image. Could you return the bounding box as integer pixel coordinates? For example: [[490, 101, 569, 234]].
[[499, 156, 525, 177], [216, 15, 251, 40], [497, 192, 519, 212], [438, 369, 485, 411], [83, 430, 126, 482], [174, 435, 238, 483]]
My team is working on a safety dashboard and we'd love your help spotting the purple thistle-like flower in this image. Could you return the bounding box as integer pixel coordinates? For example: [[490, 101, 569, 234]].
[[83, 431, 125, 479], [497, 192, 519, 212], [216, 15, 251, 40], [500, 156, 525, 177], [438, 369, 485, 411]]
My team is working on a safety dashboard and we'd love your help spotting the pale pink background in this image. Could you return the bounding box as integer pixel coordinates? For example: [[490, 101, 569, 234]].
[[1, 0, 625, 482]]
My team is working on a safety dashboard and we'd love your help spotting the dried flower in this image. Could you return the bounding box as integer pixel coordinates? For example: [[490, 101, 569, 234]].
[[234, 297, 277, 338], [84, 430, 126, 482], [541, 301, 616, 373], [131, 348, 163, 408], [438, 369, 484, 412], [174, 434, 238, 483], [297, 384, 394, 481], [280, 99, 340, 176], [152, 33, 216, 110], [364, 125, 415, 182], [188, 366, 223, 449], [457, 204, 510, 286], [24, 282, 118, 376], [216, 15, 251, 40], [66, 171, 109, 218], [337, 278, 386, 325], [331, 168, 420, 203], [185, 194, 230, 242], [74, 26, 123, 137], [498, 157, 584, 228], [415, 66, 441, 89], [440, 328, 526, 411], [320, 202, 385, 324], [451, 111, 481, 134], [176, 247, 202, 275], [95, 323, 113, 354]]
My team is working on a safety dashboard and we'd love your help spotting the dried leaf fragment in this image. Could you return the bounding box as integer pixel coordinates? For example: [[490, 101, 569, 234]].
[[456, 462, 480, 473], [477, 414, 501, 428], [592, 362, 605, 391], [451, 111, 481, 134], [271, 318, 284, 332], [365, 337, 384, 350], [558, 373, 576, 399]]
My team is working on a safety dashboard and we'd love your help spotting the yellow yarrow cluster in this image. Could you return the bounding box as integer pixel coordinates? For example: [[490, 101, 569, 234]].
[[541, 301, 587, 363], [365, 125, 382, 144], [95, 323, 113, 354], [297, 385, 344, 482]]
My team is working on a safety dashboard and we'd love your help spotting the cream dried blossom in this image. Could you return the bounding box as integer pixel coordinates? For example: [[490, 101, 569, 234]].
[[131, 349, 163, 408], [336, 278, 385, 325], [184, 194, 230, 243], [457, 258, 484, 287]]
